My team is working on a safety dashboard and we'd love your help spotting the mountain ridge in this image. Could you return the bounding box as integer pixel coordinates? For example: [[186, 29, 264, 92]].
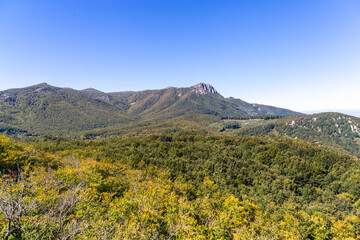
[[222, 112, 360, 157], [0, 82, 300, 137]]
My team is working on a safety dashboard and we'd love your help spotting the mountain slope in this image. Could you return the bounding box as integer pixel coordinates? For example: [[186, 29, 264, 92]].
[[0, 83, 129, 136], [0, 83, 299, 137], [226, 97, 298, 115], [102, 83, 298, 119], [233, 112, 360, 157]]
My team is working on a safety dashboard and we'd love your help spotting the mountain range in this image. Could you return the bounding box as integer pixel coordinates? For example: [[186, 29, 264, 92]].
[[1, 82, 360, 158], [0, 82, 298, 137]]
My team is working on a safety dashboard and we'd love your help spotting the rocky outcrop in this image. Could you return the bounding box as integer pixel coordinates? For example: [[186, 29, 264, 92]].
[[191, 83, 219, 95]]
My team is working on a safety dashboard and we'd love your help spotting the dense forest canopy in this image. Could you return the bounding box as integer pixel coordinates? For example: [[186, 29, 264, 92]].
[[1, 133, 360, 239]]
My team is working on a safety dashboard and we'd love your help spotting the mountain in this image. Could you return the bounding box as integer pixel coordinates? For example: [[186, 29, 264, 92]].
[[0, 83, 129, 136], [228, 112, 360, 157], [83, 82, 299, 119], [0, 82, 299, 137], [4, 83, 359, 159]]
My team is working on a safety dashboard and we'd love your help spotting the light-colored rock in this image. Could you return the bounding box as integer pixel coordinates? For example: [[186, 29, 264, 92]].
[[191, 83, 218, 95]]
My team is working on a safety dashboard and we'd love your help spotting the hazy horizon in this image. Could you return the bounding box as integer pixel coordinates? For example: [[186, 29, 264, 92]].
[[1, 0, 359, 112]]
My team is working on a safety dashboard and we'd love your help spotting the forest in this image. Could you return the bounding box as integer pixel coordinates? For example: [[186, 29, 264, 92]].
[[1, 133, 360, 239]]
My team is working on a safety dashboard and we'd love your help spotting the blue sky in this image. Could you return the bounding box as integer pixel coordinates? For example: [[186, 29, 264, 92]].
[[1, 0, 360, 112]]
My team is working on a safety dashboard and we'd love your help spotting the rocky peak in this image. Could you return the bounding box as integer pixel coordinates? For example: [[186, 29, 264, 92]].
[[191, 83, 218, 95]]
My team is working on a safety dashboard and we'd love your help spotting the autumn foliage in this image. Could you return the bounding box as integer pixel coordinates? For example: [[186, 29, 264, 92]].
[[1, 134, 360, 239]]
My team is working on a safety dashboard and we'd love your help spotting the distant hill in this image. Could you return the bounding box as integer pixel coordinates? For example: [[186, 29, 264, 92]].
[[230, 112, 360, 157], [0, 82, 299, 137], [306, 109, 360, 118]]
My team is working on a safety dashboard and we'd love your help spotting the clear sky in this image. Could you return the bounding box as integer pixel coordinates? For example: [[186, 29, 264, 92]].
[[1, 0, 360, 112]]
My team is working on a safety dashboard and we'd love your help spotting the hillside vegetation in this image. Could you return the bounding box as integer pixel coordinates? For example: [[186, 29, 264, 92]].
[[0, 83, 299, 137], [1, 133, 356, 239], [225, 112, 360, 157]]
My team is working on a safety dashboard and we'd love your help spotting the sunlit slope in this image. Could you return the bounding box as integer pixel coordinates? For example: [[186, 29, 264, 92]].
[[35, 133, 360, 227], [3, 134, 360, 238], [0, 83, 299, 137], [0, 83, 129, 136], [233, 112, 360, 157]]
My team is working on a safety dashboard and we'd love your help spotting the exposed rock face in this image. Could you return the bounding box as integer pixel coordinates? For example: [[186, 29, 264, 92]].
[[191, 83, 218, 95]]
